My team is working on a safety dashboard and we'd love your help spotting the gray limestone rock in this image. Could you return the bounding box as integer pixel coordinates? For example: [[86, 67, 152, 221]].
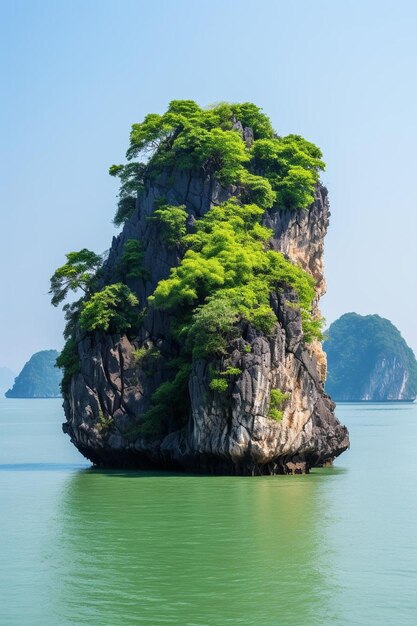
[[62, 160, 349, 474]]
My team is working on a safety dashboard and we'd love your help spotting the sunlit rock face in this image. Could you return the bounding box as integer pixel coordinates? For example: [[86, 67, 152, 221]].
[[63, 146, 349, 474]]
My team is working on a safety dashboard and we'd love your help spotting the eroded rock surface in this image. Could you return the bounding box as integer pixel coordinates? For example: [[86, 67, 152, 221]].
[[63, 166, 349, 474]]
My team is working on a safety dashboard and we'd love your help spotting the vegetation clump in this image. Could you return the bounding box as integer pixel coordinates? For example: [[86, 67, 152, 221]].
[[79, 283, 139, 333], [209, 377, 229, 393], [149, 199, 320, 357], [97, 409, 113, 433], [50, 251, 139, 389], [268, 389, 290, 421], [209, 366, 242, 393], [118, 239, 147, 280], [149, 203, 187, 247], [109, 100, 325, 224]]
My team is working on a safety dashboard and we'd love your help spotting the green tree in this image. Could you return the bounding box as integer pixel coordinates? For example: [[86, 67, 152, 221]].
[[118, 239, 146, 280], [149, 204, 188, 247], [184, 297, 239, 358], [79, 283, 139, 333], [49, 249, 102, 307], [109, 162, 145, 226]]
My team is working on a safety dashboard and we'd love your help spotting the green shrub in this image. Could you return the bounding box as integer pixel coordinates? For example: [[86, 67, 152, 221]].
[[250, 135, 325, 210], [209, 366, 241, 393], [149, 203, 188, 247], [220, 366, 242, 377], [238, 169, 276, 209], [97, 409, 113, 433], [113, 196, 136, 227], [132, 346, 147, 363], [79, 283, 139, 333], [268, 388, 290, 421], [184, 297, 239, 358], [229, 102, 275, 139], [209, 378, 229, 393], [268, 408, 284, 421], [118, 239, 146, 280]]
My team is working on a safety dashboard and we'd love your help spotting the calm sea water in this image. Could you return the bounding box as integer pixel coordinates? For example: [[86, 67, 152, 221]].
[[1, 399, 417, 625]]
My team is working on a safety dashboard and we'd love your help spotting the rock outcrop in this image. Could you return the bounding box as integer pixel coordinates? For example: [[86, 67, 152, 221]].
[[324, 313, 417, 402], [62, 159, 349, 474], [6, 350, 61, 398]]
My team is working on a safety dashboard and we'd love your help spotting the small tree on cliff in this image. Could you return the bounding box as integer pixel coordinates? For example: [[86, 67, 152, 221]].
[[49, 249, 102, 307]]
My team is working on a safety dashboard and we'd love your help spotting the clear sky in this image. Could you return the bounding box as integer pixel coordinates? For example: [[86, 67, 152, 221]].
[[1, 0, 417, 371]]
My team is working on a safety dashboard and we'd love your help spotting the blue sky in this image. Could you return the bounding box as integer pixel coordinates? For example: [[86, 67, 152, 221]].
[[1, 0, 417, 371]]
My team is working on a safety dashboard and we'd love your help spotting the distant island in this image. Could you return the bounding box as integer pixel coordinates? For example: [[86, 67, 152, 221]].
[[323, 313, 417, 402], [5, 350, 62, 398]]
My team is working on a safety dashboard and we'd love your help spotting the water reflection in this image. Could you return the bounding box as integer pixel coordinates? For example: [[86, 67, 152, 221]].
[[51, 470, 340, 626]]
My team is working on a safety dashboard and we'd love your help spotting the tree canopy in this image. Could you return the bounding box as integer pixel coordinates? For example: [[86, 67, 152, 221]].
[[49, 249, 102, 307], [109, 100, 325, 225]]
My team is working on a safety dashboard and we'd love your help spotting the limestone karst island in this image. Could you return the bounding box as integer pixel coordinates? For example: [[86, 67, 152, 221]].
[[51, 101, 349, 474], [324, 313, 417, 402]]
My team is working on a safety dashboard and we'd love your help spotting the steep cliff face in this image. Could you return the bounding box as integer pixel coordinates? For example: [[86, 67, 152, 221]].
[[324, 313, 417, 401], [63, 164, 349, 474]]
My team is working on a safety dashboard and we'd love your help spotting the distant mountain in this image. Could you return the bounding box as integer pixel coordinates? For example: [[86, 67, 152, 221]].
[[323, 313, 417, 402], [5, 350, 62, 398], [0, 367, 16, 396]]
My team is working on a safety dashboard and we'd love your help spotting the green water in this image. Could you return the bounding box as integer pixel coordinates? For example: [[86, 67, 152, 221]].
[[1, 399, 417, 625]]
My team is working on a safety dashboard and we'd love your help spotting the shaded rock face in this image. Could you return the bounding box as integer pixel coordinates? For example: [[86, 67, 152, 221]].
[[63, 166, 349, 474], [324, 313, 417, 402]]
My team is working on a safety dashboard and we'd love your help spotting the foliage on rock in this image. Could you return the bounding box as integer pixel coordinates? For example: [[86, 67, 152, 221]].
[[149, 199, 319, 357], [149, 203, 187, 247], [79, 283, 139, 333], [268, 389, 290, 421], [118, 239, 147, 280], [49, 249, 102, 307], [110, 99, 325, 224], [109, 162, 145, 226]]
